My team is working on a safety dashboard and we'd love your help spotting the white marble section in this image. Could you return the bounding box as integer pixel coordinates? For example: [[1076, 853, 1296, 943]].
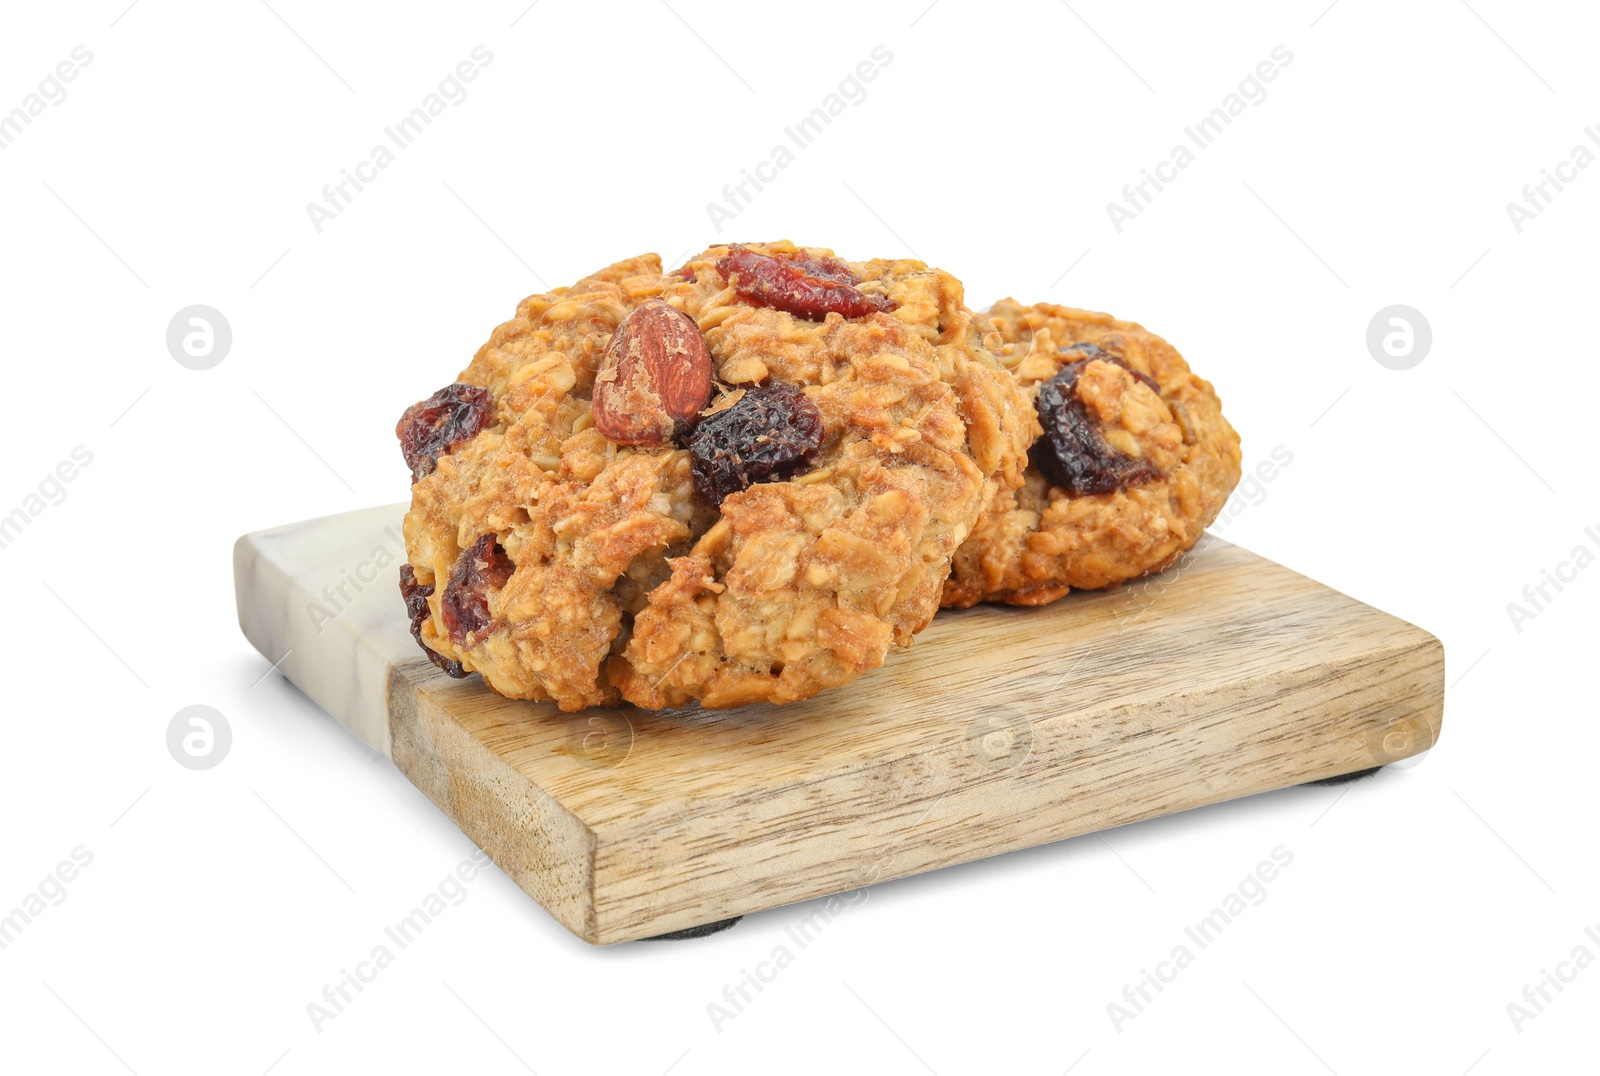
[[233, 504, 416, 757]]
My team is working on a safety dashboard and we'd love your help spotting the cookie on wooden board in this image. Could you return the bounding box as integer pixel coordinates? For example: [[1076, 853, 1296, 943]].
[[943, 301, 1242, 608], [396, 243, 1033, 710]]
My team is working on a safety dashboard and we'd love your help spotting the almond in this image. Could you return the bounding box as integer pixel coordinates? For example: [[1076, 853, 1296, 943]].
[[592, 300, 714, 446]]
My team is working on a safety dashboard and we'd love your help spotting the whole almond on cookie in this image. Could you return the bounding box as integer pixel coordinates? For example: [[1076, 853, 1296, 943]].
[[592, 300, 714, 446]]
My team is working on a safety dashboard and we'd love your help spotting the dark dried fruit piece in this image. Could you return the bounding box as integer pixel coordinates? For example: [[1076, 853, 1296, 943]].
[[397, 383, 495, 483], [399, 564, 467, 677], [1030, 343, 1163, 497], [715, 247, 894, 321], [689, 383, 825, 507], [441, 535, 515, 644]]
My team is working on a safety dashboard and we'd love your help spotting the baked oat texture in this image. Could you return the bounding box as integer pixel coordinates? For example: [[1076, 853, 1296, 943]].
[[942, 301, 1242, 608], [398, 242, 1032, 711]]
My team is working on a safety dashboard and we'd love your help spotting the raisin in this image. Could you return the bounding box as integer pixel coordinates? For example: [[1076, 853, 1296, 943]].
[[440, 535, 515, 644], [1030, 343, 1163, 497], [688, 383, 825, 507], [396, 383, 495, 483], [715, 247, 894, 321], [398, 564, 467, 678]]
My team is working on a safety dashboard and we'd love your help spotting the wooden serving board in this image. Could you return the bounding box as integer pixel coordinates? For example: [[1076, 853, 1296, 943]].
[[234, 505, 1443, 944]]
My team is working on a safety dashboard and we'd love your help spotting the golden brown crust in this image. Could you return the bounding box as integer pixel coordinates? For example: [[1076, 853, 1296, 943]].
[[941, 301, 1242, 608], [399, 243, 1032, 710]]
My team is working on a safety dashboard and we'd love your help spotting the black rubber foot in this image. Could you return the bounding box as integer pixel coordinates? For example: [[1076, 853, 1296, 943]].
[[641, 916, 743, 941], [1305, 766, 1383, 787]]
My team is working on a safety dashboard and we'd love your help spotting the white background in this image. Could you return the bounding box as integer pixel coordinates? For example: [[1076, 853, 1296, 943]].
[[1, 0, 1596, 1073]]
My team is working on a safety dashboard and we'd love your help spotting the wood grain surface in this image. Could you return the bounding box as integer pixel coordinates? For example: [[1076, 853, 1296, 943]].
[[236, 508, 1444, 944]]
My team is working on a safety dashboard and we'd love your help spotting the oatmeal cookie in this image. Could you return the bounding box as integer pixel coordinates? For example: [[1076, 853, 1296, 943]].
[[397, 242, 1031, 710], [942, 301, 1241, 608]]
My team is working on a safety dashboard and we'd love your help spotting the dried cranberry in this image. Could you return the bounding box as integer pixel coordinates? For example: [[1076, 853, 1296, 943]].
[[397, 383, 495, 483], [440, 535, 515, 644], [1030, 343, 1163, 497], [715, 247, 894, 321], [399, 564, 467, 677], [689, 383, 825, 507]]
